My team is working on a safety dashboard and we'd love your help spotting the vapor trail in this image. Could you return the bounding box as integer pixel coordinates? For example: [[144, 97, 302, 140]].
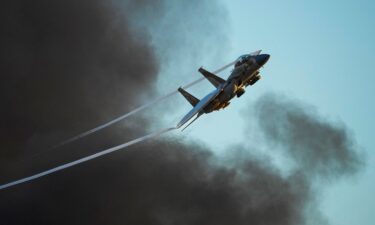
[[54, 61, 235, 148], [0, 127, 176, 191]]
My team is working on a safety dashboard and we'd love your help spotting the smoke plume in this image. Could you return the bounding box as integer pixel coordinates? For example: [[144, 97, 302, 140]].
[[0, 1, 362, 225], [254, 93, 363, 180]]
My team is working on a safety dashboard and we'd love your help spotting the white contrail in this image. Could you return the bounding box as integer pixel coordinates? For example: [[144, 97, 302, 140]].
[[54, 61, 235, 148], [0, 127, 176, 191]]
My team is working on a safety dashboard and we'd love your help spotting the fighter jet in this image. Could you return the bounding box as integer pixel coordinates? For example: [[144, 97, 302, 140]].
[[177, 50, 270, 130]]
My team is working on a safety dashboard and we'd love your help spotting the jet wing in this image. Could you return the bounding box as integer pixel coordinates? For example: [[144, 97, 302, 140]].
[[176, 88, 221, 128]]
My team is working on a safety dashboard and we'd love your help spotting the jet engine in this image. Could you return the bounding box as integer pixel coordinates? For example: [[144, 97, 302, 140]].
[[217, 101, 230, 109], [236, 87, 245, 97], [212, 100, 230, 111], [224, 82, 238, 95], [248, 75, 261, 86]]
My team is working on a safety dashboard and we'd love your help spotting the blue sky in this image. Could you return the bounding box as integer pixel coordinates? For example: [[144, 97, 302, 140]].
[[226, 1, 374, 224], [163, 1, 374, 224]]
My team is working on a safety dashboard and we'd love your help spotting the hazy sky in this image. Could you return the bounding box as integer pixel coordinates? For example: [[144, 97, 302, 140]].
[[174, 1, 374, 225]]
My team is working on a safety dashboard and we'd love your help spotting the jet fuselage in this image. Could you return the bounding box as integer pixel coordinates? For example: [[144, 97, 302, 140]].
[[203, 54, 270, 113], [176, 51, 270, 129]]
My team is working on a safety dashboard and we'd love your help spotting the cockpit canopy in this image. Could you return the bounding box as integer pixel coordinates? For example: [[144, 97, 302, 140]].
[[234, 50, 262, 68], [234, 54, 251, 67]]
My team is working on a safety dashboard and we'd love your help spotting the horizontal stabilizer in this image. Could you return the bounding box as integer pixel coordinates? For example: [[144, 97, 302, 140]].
[[198, 67, 226, 88], [178, 87, 200, 107]]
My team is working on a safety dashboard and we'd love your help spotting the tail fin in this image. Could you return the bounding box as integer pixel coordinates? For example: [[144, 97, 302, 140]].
[[198, 67, 226, 88], [178, 87, 200, 107]]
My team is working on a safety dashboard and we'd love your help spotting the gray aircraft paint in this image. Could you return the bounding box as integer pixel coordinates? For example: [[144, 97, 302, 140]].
[[178, 51, 270, 129]]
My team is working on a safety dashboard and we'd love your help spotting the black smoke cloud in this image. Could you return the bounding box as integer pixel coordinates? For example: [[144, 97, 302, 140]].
[[0, 1, 362, 225], [0, 0, 158, 158], [254, 93, 363, 180]]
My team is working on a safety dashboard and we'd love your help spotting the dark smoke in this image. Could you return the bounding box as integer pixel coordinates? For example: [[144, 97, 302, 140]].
[[254, 93, 363, 180], [0, 0, 158, 159], [0, 1, 362, 225]]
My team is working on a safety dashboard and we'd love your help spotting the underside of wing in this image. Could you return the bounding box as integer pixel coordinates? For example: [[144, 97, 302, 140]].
[[177, 88, 221, 128]]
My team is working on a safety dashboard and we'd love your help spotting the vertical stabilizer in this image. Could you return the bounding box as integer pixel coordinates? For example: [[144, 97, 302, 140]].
[[198, 67, 226, 88], [178, 87, 200, 107]]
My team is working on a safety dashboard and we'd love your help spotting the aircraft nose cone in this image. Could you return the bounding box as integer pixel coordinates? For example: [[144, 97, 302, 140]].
[[255, 54, 270, 66]]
